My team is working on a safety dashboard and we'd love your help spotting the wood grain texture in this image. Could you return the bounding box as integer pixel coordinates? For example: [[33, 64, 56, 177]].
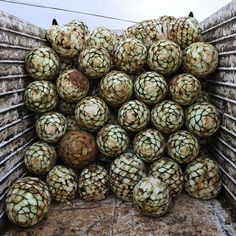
[[201, 0, 236, 206], [0, 10, 46, 224]]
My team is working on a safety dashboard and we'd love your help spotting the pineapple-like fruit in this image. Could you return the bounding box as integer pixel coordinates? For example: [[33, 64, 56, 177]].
[[65, 20, 88, 37], [147, 39, 182, 75], [182, 42, 219, 78], [184, 158, 222, 199], [149, 157, 184, 199], [56, 69, 89, 102], [66, 115, 80, 131], [24, 81, 58, 113], [118, 100, 150, 132], [58, 100, 76, 115], [96, 124, 129, 157], [48, 24, 85, 58], [113, 38, 147, 74], [46, 165, 78, 202], [75, 96, 109, 132], [151, 100, 184, 133], [123, 20, 166, 48], [59, 130, 97, 169], [169, 73, 201, 106], [134, 71, 168, 105], [35, 112, 67, 143], [25, 46, 60, 80], [5, 177, 51, 227], [109, 152, 146, 201], [86, 26, 118, 55], [170, 16, 202, 49], [133, 177, 171, 217], [185, 102, 220, 137], [167, 130, 200, 164], [78, 164, 109, 201], [99, 70, 133, 106], [78, 46, 111, 79], [24, 141, 57, 175], [133, 129, 165, 162]]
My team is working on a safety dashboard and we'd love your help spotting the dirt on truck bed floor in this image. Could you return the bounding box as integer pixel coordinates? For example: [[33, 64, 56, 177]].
[[2, 194, 236, 236]]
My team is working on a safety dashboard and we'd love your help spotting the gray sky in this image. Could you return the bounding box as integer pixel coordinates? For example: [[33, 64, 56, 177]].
[[0, 0, 231, 30]]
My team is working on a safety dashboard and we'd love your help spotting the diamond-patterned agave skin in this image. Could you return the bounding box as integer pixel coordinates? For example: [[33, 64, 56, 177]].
[[99, 70, 133, 106], [24, 80, 58, 113], [167, 130, 200, 164], [134, 71, 168, 105], [58, 60, 75, 74], [5, 177, 51, 227], [109, 152, 146, 201], [133, 129, 165, 162], [78, 46, 111, 79], [194, 91, 210, 104], [56, 69, 89, 102], [49, 25, 85, 58], [96, 124, 129, 157], [118, 100, 150, 132], [46, 165, 77, 202], [66, 115, 80, 131], [147, 39, 182, 75], [158, 15, 176, 25], [123, 20, 166, 48], [169, 73, 201, 106], [182, 42, 219, 78], [113, 38, 147, 74], [157, 16, 176, 35], [185, 102, 220, 137], [35, 112, 67, 143], [86, 27, 118, 55], [75, 96, 109, 132], [66, 20, 89, 36], [149, 158, 184, 199], [58, 100, 76, 115], [25, 46, 60, 81], [24, 141, 57, 175], [151, 100, 184, 133], [133, 177, 171, 217], [184, 158, 222, 199], [59, 130, 97, 169], [170, 16, 203, 49], [78, 164, 109, 201]]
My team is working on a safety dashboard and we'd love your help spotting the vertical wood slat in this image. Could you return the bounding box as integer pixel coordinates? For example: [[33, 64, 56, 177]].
[[200, 0, 236, 206], [0, 10, 46, 224]]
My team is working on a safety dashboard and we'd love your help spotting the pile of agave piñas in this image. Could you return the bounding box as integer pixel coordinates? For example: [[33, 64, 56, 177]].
[[5, 13, 222, 227]]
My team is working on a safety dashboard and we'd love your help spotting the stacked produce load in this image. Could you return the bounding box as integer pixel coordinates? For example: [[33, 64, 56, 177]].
[[5, 12, 222, 227]]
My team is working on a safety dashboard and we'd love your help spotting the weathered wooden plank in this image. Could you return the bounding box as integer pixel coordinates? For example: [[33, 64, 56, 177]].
[[0, 91, 25, 112], [206, 83, 236, 101], [0, 10, 46, 39], [0, 46, 30, 61], [208, 94, 236, 117], [0, 128, 35, 163], [201, 0, 236, 31], [0, 77, 30, 94], [202, 19, 236, 42], [0, 105, 31, 128], [210, 71, 236, 83], [0, 117, 34, 144], [0, 30, 46, 49], [209, 34, 236, 53]]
